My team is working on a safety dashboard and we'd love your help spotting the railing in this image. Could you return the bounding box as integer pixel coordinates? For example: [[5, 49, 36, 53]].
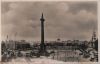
[[51, 50, 80, 62]]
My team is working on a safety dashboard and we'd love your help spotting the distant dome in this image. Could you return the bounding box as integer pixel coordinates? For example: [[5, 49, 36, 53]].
[[57, 38, 60, 41]]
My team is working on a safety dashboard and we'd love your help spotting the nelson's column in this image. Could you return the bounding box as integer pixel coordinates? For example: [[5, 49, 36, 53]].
[[38, 13, 49, 57]]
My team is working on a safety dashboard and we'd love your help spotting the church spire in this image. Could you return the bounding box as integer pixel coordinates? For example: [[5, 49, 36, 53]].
[[92, 30, 96, 42], [91, 29, 97, 48]]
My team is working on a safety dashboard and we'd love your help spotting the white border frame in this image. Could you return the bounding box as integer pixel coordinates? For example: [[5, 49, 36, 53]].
[[0, 0, 99, 64]]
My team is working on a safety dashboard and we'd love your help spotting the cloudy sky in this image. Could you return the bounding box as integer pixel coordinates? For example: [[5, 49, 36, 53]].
[[1, 1, 97, 41]]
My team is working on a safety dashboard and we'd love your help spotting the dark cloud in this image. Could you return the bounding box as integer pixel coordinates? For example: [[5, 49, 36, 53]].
[[1, 2, 10, 13], [68, 1, 97, 14], [1, 1, 97, 41]]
